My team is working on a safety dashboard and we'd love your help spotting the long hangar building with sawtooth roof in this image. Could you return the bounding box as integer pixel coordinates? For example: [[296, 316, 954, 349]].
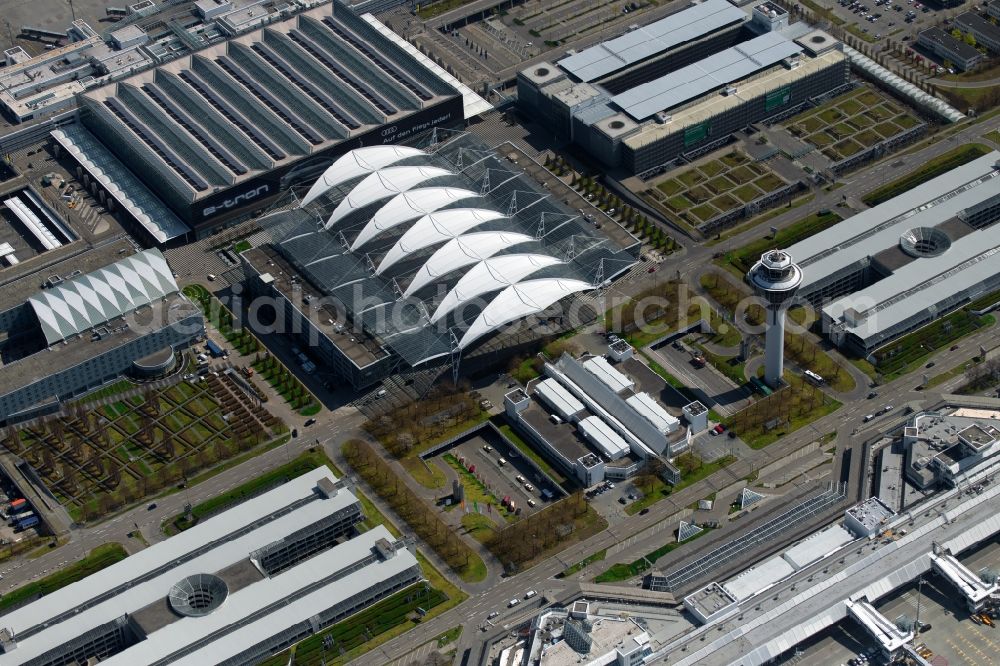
[[51, 0, 488, 246]]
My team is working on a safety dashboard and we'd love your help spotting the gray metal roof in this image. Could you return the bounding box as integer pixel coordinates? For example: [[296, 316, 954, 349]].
[[558, 0, 747, 83], [610, 31, 801, 121], [4, 468, 418, 666], [789, 151, 1000, 292]]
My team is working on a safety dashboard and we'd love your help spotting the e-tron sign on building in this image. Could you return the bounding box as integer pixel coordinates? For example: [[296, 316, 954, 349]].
[[70, 1, 466, 235]]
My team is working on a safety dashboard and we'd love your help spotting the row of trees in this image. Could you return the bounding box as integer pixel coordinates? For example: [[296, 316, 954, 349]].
[[729, 379, 831, 439], [343, 439, 478, 576], [362, 389, 480, 458], [482, 491, 591, 574], [254, 352, 315, 410], [961, 357, 1000, 394]]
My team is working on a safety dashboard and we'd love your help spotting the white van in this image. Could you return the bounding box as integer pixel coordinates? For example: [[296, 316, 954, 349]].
[[498, 458, 507, 466], [550, 414, 563, 425], [525, 590, 537, 599], [508, 598, 520, 608], [864, 414, 875, 422]]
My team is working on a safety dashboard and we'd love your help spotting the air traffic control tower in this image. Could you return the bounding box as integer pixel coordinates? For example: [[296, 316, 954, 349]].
[[748, 250, 803, 388]]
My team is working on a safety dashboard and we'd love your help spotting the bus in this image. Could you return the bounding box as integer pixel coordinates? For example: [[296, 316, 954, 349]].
[[804, 370, 824, 385]]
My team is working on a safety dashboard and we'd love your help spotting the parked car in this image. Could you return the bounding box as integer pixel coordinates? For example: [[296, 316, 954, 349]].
[[639, 508, 650, 515], [304, 418, 316, 427]]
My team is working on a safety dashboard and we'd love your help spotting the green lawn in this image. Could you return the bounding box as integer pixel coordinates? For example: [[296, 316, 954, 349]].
[[986, 130, 1000, 145], [873, 311, 995, 379], [699, 160, 727, 178], [594, 528, 711, 583], [401, 456, 447, 490], [0, 543, 128, 612], [863, 144, 992, 206], [558, 549, 607, 578], [260, 584, 448, 666], [658, 179, 684, 196], [733, 184, 762, 203], [461, 512, 499, 544], [443, 454, 513, 520], [724, 210, 842, 274], [624, 477, 671, 515]]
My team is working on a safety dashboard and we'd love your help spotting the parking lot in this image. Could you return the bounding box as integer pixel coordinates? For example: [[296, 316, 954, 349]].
[[431, 431, 562, 519], [647, 341, 753, 418]]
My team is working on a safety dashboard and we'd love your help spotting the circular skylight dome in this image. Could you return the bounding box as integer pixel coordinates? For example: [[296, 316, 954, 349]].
[[168, 574, 229, 617], [900, 227, 950, 258]]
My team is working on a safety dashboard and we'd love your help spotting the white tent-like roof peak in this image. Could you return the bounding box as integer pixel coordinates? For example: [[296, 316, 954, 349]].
[[351, 186, 480, 251], [299, 146, 426, 207], [376, 208, 507, 275], [324, 166, 454, 229]]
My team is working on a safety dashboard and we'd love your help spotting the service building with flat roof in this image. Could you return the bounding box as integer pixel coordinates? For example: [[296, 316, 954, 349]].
[[0, 467, 423, 666], [517, 0, 849, 175], [786, 150, 1000, 356]]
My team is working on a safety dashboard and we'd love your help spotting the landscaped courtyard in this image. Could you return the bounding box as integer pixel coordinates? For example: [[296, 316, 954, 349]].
[[785, 87, 923, 162], [644, 151, 790, 229], [3, 376, 285, 521]]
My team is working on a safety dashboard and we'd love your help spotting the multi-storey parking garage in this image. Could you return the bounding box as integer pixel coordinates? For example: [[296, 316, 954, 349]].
[[51, 1, 481, 245], [240, 134, 640, 389]]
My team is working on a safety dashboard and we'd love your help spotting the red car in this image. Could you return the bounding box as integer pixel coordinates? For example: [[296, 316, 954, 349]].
[[647, 266, 657, 273], [713, 424, 726, 435]]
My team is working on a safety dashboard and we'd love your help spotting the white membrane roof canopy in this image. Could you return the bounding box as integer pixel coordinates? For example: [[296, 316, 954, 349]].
[[403, 231, 535, 298], [376, 208, 507, 274], [299, 146, 427, 207], [459, 277, 592, 349], [351, 186, 480, 250], [324, 166, 454, 228]]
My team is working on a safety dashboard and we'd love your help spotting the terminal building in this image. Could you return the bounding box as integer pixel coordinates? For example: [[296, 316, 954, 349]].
[[50, 0, 484, 245], [522, 601, 652, 665], [0, 245, 203, 422], [517, 0, 849, 176], [787, 150, 1000, 356], [504, 350, 686, 486], [240, 137, 639, 390], [0, 467, 424, 666], [902, 407, 1000, 489]]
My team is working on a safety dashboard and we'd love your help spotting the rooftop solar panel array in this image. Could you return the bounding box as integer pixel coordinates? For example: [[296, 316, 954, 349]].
[[259, 134, 638, 367], [611, 31, 802, 120], [558, 0, 747, 82], [79, 2, 456, 201]]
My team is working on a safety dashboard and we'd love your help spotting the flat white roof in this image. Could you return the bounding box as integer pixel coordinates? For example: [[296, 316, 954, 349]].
[[782, 524, 855, 570], [6, 468, 389, 666], [723, 555, 795, 601], [535, 377, 585, 420], [626, 392, 680, 434], [579, 415, 630, 459], [788, 151, 1000, 292], [583, 356, 634, 393], [108, 527, 418, 666]]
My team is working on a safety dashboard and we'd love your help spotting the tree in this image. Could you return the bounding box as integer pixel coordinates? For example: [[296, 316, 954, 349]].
[[964, 32, 977, 47]]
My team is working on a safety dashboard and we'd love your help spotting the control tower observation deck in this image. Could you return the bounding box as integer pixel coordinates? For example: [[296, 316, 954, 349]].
[[748, 250, 803, 387]]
